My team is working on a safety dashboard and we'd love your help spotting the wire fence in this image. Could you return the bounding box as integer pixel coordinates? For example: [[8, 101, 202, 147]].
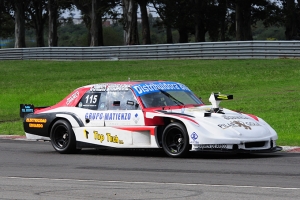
[[0, 41, 299, 60]]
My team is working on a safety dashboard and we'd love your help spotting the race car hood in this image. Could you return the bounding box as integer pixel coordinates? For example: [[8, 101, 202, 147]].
[[157, 106, 277, 140]]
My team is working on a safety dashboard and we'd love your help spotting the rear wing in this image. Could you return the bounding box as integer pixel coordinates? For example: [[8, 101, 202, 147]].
[[209, 92, 233, 112], [20, 104, 48, 118], [20, 104, 34, 118]]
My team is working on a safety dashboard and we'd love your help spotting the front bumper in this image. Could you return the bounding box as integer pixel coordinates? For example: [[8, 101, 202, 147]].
[[191, 146, 282, 153]]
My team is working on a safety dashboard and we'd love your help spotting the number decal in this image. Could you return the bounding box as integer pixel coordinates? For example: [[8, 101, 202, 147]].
[[85, 95, 98, 104]]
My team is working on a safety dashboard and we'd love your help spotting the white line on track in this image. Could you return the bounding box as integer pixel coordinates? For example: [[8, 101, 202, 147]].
[[3, 176, 300, 191]]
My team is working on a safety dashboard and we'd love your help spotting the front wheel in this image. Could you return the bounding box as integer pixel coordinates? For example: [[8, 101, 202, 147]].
[[50, 119, 77, 154], [162, 122, 189, 158]]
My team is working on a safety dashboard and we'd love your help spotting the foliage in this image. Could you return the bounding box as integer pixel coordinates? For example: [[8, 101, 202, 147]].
[[252, 21, 285, 40], [0, 1, 14, 39], [1, 0, 300, 45]]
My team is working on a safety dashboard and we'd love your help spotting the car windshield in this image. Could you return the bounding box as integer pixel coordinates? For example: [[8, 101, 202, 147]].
[[140, 90, 203, 108]]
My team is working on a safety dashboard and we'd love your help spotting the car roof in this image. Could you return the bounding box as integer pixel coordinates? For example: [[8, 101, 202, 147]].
[[82, 80, 168, 88]]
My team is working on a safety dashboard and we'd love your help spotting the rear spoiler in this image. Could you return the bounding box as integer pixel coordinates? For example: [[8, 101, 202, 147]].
[[209, 92, 233, 112], [20, 104, 48, 118]]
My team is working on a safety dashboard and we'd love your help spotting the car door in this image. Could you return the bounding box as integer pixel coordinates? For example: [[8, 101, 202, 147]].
[[105, 89, 144, 126]]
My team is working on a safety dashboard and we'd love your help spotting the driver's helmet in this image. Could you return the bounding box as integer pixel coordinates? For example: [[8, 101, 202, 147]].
[[142, 93, 154, 108]]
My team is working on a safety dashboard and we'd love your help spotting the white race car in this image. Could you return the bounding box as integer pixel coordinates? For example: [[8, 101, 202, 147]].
[[20, 80, 282, 157]]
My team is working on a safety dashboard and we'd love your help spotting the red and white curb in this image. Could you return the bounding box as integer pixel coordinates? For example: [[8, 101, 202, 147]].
[[1, 135, 300, 153], [0, 135, 27, 140], [281, 146, 300, 153]]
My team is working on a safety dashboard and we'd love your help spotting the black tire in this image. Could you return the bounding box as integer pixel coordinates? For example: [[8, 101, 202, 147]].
[[162, 122, 189, 158], [50, 119, 77, 154]]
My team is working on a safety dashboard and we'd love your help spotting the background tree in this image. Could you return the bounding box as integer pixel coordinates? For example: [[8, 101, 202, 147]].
[[48, 0, 58, 46], [122, 0, 139, 45], [48, 0, 73, 47], [284, 0, 300, 40], [153, 0, 196, 43], [136, 0, 151, 44], [193, 0, 207, 42], [73, 0, 117, 46], [152, 0, 173, 43], [0, 0, 14, 47], [234, 0, 253, 40], [27, 0, 48, 47], [10, 0, 30, 48]]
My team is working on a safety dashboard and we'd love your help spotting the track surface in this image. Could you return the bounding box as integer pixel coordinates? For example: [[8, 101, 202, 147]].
[[1, 139, 300, 200]]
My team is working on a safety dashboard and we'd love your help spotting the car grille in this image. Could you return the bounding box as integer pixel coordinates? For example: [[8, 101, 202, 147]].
[[245, 141, 266, 148]]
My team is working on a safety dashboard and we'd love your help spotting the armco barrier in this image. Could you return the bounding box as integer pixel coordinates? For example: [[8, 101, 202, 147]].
[[0, 41, 299, 60]]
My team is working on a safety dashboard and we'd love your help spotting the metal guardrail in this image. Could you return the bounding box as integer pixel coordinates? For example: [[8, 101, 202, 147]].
[[0, 41, 299, 60]]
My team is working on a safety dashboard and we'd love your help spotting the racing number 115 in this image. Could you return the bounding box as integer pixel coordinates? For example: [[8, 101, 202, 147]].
[[85, 95, 98, 104]]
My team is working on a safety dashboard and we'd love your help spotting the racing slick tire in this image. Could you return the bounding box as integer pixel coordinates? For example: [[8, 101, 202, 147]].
[[162, 122, 189, 158], [50, 119, 77, 154]]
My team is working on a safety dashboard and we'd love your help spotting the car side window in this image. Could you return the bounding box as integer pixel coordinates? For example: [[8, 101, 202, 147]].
[[77, 91, 107, 110], [107, 90, 140, 110]]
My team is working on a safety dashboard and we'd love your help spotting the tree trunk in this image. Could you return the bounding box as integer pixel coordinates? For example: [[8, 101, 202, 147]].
[[178, 27, 188, 43], [29, 0, 46, 47], [35, 25, 45, 47], [137, 0, 151, 44], [48, 0, 58, 46], [242, 2, 252, 40], [166, 25, 173, 43], [235, 0, 242, 41], [89, 0, 99, 46], [14, 1, 26, 48], [285, 0, 298, 40], [72, 0, 104, 46], [122, 0, 139, 45], [235, 0, 252, 41], [194, 0, 206, 42], [219, 0, 227, 41], [98, 15, 104, 46]]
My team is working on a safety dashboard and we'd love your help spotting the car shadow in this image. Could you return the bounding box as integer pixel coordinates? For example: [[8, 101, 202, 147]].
[[76, 148, 285, 159]]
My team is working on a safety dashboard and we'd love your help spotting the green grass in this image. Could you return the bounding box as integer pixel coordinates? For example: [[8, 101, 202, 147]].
[[0, 59, 299, 146]]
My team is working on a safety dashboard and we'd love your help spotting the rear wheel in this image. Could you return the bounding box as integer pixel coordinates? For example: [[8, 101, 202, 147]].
[[162, 122, 189, 158], [50, 119, 77, 154]]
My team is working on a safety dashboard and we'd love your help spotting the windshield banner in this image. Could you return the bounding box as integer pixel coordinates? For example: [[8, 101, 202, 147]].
[[132, 82, 191, 96]]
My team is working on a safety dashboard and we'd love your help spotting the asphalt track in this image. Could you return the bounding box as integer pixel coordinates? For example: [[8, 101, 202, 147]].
[[1, 137, 300, 200]]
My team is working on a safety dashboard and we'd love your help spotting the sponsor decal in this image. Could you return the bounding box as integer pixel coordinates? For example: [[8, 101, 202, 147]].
[[21, 105, 34, 113], [90, 84, 130, 92], [107, 84, 130, 91], [133, 113, 140, 124], [84, 129, 89, 139], [94, 131, 105, 142], [233, 121, 252, 129], [216, 95, 229, 100], [90, 84, 107, 92], [29, 123, 43, 128], [181, 108, 185, 114], [85, 112, 131, 121], [132, 82, 191, 96], [66, 91, 80, 105], [186, 107, 210, 112], [223, 115, 249, 120], [93, 131, 124, 144], [218, 121, 260, 130], [27, 118, 47, 129], [196, 144, 228, 149], [191, 132, 198, 141], [26, 118, 47, 123]]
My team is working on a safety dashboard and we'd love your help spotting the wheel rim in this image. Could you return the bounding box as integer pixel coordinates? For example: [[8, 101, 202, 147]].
[[53, 125, 69, 149], [165, 127, 185, 154]]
